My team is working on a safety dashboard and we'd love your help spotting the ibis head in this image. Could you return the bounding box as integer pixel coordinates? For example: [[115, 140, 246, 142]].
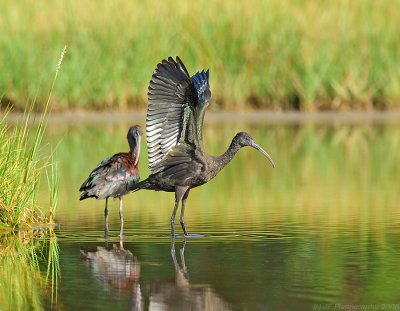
[[233, 132, 275, 168], [127, 125, 143, 166]]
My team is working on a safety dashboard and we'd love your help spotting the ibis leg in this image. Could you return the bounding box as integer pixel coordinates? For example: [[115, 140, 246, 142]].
[[170, 201, 179, 238], [119, 197, 124, 238], [104, 198, 109, 238], [171, 186, 189, 237], [180, 189, 190, 236]]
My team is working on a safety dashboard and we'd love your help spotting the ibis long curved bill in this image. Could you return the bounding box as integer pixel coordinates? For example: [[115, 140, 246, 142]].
[[250, 140, 275, 168], [134, 135, 141, 167]]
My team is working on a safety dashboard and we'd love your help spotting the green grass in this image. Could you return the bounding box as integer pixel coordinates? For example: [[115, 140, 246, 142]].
[[0, 48, 64, 310], [1, 0, 399, 111], [0, 46, 65, 230], [0, 106, 50, 229]]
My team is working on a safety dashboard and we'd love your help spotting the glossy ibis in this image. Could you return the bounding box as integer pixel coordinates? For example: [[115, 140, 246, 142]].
[[80, 125, 143, 237], [130, 57, 275, 237]]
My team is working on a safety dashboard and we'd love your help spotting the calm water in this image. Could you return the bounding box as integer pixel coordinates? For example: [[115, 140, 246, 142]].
[[37, 119, 400, 310]]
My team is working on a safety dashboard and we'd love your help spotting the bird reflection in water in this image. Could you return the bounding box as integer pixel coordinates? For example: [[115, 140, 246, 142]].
[[80, 240, 143, 310], [143, 239, 231, 310], [80, 238, 231, 310]]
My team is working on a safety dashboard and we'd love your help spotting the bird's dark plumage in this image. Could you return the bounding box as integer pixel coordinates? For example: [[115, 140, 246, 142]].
[[80, 125, 142, 200], [131, 57, 275, 236], [79, 152, 140, 200], [79, 125, 143, 237]]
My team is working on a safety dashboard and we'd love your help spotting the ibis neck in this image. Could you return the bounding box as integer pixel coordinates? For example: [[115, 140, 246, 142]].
[[212, 139, 242, 174], [129, 144, 140, 167], [128, 135, 141, 167]]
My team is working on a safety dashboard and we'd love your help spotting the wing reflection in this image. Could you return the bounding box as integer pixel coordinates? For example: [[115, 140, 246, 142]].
[[80, 239, 231, 311]]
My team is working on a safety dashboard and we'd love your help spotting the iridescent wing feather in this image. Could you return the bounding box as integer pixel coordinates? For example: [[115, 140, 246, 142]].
[[146, 56, 211, 178]]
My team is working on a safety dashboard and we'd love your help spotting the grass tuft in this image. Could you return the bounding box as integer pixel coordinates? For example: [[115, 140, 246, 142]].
[[0, 46, 66, 230]]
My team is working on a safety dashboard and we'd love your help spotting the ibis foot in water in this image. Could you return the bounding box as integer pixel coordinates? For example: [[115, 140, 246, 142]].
[[119, 197, 124, 239], [170, 186, 190, 237], [104, 198, 109, 238]]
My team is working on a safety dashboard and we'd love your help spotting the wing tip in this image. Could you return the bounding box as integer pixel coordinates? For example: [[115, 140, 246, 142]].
[[79, 192, 90, 200], [152, 55, 190, 83], [191, 69, 210, 89]]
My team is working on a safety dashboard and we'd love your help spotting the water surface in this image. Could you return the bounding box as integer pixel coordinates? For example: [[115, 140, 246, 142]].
[[40, 119, 400, 310]]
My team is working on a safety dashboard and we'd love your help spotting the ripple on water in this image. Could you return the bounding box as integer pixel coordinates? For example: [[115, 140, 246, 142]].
[[55, 224, 293, 245]]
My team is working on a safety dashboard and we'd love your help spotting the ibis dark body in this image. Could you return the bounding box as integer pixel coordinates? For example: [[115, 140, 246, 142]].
[[79, 152, 140, 200], [80, 125, 143, 236], [131, 57, 275, 236]]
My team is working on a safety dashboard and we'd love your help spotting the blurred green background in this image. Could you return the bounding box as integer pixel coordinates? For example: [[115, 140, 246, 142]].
[[1, 0, 399, 111]]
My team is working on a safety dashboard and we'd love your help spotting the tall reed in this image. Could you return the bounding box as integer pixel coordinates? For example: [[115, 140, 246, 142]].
[[0, 46, 66, 229]]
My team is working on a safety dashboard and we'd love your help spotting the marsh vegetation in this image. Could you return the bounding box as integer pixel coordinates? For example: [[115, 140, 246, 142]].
[[1, 0, 399, 111], [0, 107, 56, 230], [0, 49, 64, 310]]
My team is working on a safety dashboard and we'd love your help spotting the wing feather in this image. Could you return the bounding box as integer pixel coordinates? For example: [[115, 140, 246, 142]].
[[146, 56, 212, 175], [146, 56, 197, 173]]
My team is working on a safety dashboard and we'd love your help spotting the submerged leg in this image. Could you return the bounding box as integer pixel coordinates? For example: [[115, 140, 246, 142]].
[[179, 239, 188, 277], [171, 186, 189, 237], [170, 201, 179, 238], [180, 189, 190, 236], [104, 198, 109, 238], [119, 197, 124, 238], [170, 237, 177, 269]]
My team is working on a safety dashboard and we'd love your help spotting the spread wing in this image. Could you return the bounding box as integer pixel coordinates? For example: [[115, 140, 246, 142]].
[[147, 56, 211, 174]]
